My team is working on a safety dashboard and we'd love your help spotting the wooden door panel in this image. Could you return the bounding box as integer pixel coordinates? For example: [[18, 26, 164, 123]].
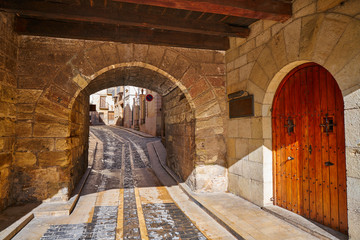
[[307, 66, 317, 220], [319, 68, 331, 227], [300, 68, 310, 218], [272, 63, 347, 234]]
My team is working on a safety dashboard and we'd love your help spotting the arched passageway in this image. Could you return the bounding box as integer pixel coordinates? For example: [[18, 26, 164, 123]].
[[7, 39, 227, 207], [72, 63, 197, 191]]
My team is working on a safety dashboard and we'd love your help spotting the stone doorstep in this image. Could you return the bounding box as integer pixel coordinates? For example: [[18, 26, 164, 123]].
[[262, 206, 348, 240], [109, 125, 154, 138]]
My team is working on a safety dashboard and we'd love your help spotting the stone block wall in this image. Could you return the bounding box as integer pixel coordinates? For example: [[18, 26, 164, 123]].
[[69, 91, 89, 195], [0, 12, 18, 211], [14, 36, 83, 203], [225, 0, 360, 237], [163, 87, 195, 186]]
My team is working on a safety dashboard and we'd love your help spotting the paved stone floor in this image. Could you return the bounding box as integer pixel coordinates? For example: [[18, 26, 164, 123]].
[[12, 126, 234, 240]]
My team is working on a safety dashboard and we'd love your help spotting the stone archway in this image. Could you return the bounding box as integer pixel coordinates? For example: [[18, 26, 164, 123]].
[[14, 40, 227, 203]]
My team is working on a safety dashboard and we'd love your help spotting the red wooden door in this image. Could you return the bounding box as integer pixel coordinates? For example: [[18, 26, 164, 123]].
[[272, 63, 347, 234]]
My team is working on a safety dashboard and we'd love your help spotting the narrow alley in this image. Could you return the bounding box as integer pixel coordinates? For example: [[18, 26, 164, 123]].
[[10, 126, 235, 240]]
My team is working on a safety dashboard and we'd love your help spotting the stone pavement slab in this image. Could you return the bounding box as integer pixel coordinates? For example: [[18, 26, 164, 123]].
[[179, 183, 318, 240]]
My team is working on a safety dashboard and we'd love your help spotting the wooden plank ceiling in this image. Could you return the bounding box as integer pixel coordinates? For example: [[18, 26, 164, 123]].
[[0, 0, 292, 50]]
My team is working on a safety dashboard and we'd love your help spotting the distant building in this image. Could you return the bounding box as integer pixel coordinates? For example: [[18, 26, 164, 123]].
[[89, 88, 115, 125], [89, 86, 162, 136], [113, 86, 124, 126]]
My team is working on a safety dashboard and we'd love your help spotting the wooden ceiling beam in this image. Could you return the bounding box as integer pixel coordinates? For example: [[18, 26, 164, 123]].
[[14, 16, 230, 50], [0, 0, 249, 37], [112, 0, 292, 21]]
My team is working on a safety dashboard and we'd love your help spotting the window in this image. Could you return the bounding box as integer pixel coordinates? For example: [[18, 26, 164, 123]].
[[100, 96, 108, 109]]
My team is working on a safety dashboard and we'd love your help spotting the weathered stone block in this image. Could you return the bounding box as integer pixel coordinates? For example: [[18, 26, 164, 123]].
[[200, 63, 225, 76], [250, 62, 269, 90], [256, 47, 277, 81], [236, 138, 249, 159], [160, 50, 178, 73], [16, 138, 54, 152], [334, 53, 360, 92], [234, 55, 247, 69], [170, 56, 190, 80], [0, 153, 12, 168], [15, 121, 32, 137], [239, 39, 256, 55], [247, 81, 265, 103], [44, 85, 72, 108], [14, 152, 37, 167], [38, 151, 70, 167], [194, 90, 215, 108], [346, 147, 360, 179], [313, 14, 350, 65], [146, 45, 165, 66], [237, 118, 252, 139], [293, 0, 315, 13], [248, 20, 264, 39], [0, 102, 15, 118], [16, 104, 35, 114], [33, 123, 69, 138], [225, 47, 240, 63], [255, 29, 271, 47], [243, 159, 263, 182], [206, 76, 225, 88], [17, 89, 42, 104], [300, 14, 325, 60], [188, 77, 210, 99], [55, 138, 70, 151], [0, 118, 15, 137], [344, 108, 360, 147], [36, 97, 70, 120], [251, 117, 263, 139], [100, 43, 119, 67], [227, 138, 236, 159], [317, 0, 343, 12], [192, 165, 227, 192], [1, 84, 16, 103], [294, 2, 316, 18]]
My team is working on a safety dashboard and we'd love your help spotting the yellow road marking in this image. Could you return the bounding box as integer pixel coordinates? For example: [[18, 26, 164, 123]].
[[95, 191, 104, 205], [135, 187, 149, 240], [87, 207, 95, 223], [116, 189, 124, 240]]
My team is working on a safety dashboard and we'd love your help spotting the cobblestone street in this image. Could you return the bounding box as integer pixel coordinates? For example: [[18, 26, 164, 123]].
[[12, 126, 234, 240]]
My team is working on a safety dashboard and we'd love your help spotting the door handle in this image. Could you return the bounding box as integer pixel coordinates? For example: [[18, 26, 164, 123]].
[[325, 161, 334, 166], [309, 145, 312, 155], [287, 156, 294, 161]]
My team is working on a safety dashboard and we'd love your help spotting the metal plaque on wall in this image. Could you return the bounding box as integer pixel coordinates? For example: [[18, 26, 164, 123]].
[[229, 95, 254, 118]]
